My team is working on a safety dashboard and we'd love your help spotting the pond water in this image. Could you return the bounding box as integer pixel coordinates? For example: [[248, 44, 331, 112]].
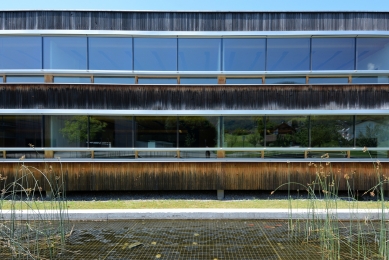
[[0, 219, 383, 259]]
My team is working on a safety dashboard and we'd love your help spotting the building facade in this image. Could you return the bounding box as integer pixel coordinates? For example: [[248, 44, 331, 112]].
[[1, 11, 389, 195]]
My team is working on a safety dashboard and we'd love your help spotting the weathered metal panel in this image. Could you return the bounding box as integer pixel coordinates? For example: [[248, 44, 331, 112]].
[[0, 11, 389, 31], [1, 84, 389, 110]]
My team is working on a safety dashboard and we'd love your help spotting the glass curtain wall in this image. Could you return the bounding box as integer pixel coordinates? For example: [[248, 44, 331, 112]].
[[88, 37, 133, 70], [0, 36, 387, 72], [0, 37, 42, 69]]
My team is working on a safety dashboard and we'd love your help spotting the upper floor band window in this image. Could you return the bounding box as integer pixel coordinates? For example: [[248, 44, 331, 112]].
[[0, 37, 42, 69], [223, 38, 266, 71], [357, 38, 389, 70], [88, 37, 132, 70], [266, 38, 310, 71], [178, 38, 221, 71], [134, 38, 177, 71], [312, 38, 355, 70], [43, 37, 87, 70], [0, 35, 387, 73]]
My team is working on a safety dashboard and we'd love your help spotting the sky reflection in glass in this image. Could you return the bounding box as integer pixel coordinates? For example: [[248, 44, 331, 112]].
[[312, 38, 354, 70], [223, 38, 265, 71], [178, 38, 221, 71], [0, 37, 42, 69], [266, 38, 310, 71], [44, 37, 87, 70], [89, 37, 132, 70], [357, 38, 389, 70], [134, 38, 177, 71]]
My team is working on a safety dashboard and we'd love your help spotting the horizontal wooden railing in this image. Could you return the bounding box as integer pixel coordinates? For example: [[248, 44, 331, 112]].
[[0, 147, 385, 161]]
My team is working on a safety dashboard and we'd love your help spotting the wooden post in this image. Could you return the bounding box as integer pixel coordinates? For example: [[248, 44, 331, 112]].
[[44, 75, 53, 83], [176, 150, 180, 158], [261, 150, 264, 159], [218, 76, 226, 84], [305, 76, 309, 84], [217, 150, 225, 158], [135, 151, 139, 159], [2, 151, 5, 159], [346, 150, 351, 159], [348, 75, 352, 84], [304, 151, 308, 159], [91, 150, 95, 159], [44, 150, 54, 158]]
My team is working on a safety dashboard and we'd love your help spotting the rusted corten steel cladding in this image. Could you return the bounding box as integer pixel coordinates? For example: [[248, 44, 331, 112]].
[[1, 11, 389, 191], [0, 11, 388, 31]]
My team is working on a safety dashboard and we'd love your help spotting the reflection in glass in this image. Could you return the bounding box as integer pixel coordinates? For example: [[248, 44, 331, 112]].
[[266, 38, 310, 71], [311, 116, 353, 147], [138, 78, 177, 84], [46, 115, 89, 147], [265, 77, 306, 84], [223, 38, 265, 71], [352, 76, 389, 84], [179, 116, 218, 147], [94, 77, 135, 84], [309, 77, 349, 84], [135, 116, 177, 148], [0, 115, 42, 147], [178, 38, 221, 71], [134, 38, 177, 71], [223, 117, 262, 147], [180, 78, 217, 84], [226, 78, 263, 84], [355, 115, 389, 148], [357, 38, 389, 70], [54, 77, 91, 83], [264, 116, 308, 148], [312, 38, 355, 70], [89, 37, 132, 70], [0, 37, 42, 69], [43, 37, 87, 69], [90, 116, 133, 148], [6, 76, 44, 83]]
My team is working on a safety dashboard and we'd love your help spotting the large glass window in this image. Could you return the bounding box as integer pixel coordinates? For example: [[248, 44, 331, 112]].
[[134, 38, 177, 71], [0, 37, 42, 69], [264, 116, 308, 148], [0, 115, 42, 147], [311, 116, 353, 147], [223, 117, 262, 147], [179, 116, 218, 147], [45, 115, 88, 147], [266, 38, 310, 71], [90, 116, 133, 148], [135, 116, 177, 148], [357, 38, 389, 70], [178, 38, 221, 71], [43, 37, 87, 70], [223, 38, 265, 71], [312, 38, 355, 70], [355, 115, 389, 148], [89, 37, 132, 70]]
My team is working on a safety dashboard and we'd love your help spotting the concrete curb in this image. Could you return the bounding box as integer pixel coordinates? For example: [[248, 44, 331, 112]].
[[1, 208, 388, 220]]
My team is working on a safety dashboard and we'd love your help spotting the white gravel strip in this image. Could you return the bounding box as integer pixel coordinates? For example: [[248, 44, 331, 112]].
[[1, 208, 388, 220]]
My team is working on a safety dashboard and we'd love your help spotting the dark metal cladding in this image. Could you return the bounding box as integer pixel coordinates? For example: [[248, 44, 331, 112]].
[[0, 11, 389, 31], [1, 84, 389, 110]]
